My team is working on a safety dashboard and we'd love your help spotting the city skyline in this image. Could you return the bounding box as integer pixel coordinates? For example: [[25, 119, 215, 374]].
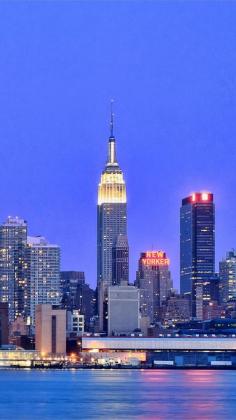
[[0, 2, 236, 288], [1, 2, 236, 418]]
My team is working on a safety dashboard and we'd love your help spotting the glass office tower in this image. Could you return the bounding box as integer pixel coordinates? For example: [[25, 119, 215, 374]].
[[180, 192, 215, 319]]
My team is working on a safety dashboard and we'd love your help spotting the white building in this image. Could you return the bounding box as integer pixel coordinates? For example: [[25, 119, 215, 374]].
[[108, 283, 140, 335], [67, 310, 84, 336]]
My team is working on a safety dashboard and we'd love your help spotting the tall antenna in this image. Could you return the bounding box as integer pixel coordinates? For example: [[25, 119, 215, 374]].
[[110, 99, 114, 137]]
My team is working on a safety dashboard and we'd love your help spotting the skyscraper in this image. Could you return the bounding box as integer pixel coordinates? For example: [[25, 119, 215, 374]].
[[135, 251, 172, 324], [26, 236, 61, 326], [219, 250, 236, 304], [180, 192, 215, 319], [112, 234, 129, 285], [0, 217, 27, 322], [97, 106, 127, 331]]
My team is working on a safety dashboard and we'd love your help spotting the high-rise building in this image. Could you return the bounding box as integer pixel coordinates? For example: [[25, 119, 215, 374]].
[[219, 250, 236, 304], [60, 271, 95, 330], [26, 236, 61, 326], [0, 217, 27, 322], [112, 234, 129, 285], [180, 192, 215, 319], [135, 251, 172, 324], [35, 304, 66, 355], [97, 107, 127, 331]]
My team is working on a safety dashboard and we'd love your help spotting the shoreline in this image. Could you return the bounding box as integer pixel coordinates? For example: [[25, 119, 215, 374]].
[[1, 365, 236, 371]]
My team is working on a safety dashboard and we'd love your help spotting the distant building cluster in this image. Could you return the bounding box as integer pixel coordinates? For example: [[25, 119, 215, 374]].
[[0, 112, 236, 359]]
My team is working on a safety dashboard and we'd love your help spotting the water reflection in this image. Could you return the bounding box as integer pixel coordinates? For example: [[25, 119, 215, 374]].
[[0, 370, 235, 419], [184, 369, 217, 383]]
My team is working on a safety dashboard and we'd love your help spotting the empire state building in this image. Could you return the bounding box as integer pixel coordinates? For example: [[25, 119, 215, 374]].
[[97, 107, 128, 331]]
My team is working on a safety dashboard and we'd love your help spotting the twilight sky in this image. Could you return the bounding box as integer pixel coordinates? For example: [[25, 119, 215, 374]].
[[0, 1, 236, 289]]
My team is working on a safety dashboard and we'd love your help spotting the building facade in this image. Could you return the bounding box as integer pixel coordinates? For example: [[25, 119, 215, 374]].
[[108, 284, 140, 335], [219, 250, 236, 304], [82, 336, 236, 368], [67, 310, 84, 336], [161, 294, 191, 325], [0, 303, 9, 345], [0, 217, 27, 322], [27, 236, 61, 326], [35, 304, 66, 354], [60, 271, 85, 311], [112, 234, 129, 285], [180, 192, 215, 319], [135, 251, 172, 324], [97, 110, 127, 331]]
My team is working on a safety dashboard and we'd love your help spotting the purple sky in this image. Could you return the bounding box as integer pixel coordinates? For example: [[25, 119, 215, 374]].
[[0, 1, 236, 289]]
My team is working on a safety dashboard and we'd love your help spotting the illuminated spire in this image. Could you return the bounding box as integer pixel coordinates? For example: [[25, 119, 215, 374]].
[[107, 99, 117, 166]]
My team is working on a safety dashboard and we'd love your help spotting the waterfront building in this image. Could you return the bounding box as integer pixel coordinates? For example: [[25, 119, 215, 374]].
[[0, 303, 9, 345], [180, 192, 215, 319], [219, 250, 236, 304], [0, 346, 40, 367], [97, 107, 127, 331], [0, 217, 27, 322], [61, 271, 96, 330], [112, 234, 129, 285], [107, 283, 140, 336], [67, 310, 84, 336], [35, 304, 66, 355], [27, 236, 61, 326], [82, 336, 236, 367], [135, 251, 172, 324]]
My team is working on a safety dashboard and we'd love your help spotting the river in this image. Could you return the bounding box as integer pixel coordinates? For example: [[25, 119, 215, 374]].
[[0, 369, 235, 419]]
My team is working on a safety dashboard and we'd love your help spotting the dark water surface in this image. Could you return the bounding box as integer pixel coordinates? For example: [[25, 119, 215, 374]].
[[0, 369, 235, 419]]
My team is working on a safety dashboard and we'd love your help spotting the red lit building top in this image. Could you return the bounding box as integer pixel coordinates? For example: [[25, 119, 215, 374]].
[[182, 192, 213, 206]]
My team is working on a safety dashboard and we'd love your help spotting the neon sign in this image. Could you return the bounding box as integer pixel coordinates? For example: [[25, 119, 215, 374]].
[[141, 251, 170, 267]]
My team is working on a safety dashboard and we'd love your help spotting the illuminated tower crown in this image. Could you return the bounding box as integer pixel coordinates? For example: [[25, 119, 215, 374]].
[[98, 103, 127, 205]]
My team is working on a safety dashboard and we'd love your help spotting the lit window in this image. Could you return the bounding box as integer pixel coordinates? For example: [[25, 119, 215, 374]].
[[202, 193, 208, 201]]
